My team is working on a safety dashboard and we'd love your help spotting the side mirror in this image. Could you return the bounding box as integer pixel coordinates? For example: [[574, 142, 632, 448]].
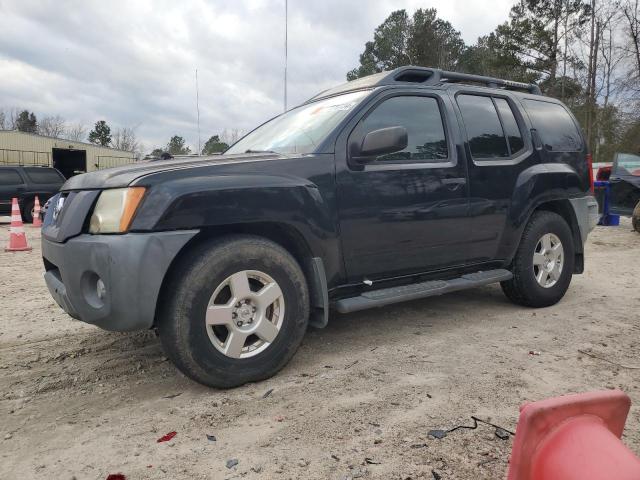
[[354, 126, 408, 163]]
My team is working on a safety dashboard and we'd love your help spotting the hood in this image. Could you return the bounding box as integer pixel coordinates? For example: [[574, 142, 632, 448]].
[[62, 152, 283, 190]]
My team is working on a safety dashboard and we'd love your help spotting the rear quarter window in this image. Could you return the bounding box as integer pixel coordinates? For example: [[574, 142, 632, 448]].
[[0, 169, 24, 185], [24, 168, 64, 184], [522, 99, 582, 152]]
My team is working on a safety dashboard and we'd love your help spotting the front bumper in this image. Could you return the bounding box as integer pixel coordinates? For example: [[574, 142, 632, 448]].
[[42, 230, 198, 331]]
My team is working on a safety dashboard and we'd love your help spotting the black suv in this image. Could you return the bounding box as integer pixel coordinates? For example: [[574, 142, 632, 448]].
[[41, 67, 599, 388], [0, 166, 65, 222]]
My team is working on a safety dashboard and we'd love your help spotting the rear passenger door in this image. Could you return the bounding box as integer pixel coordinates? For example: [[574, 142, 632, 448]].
[[0, 168, 26, 215], [452, 91, 530, 262]]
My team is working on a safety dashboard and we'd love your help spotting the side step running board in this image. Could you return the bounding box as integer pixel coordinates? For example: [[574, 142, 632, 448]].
[[333, 269, 513, 314]]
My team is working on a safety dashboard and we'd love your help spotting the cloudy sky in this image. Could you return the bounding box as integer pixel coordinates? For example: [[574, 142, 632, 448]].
[[0, 0, 514, 152]]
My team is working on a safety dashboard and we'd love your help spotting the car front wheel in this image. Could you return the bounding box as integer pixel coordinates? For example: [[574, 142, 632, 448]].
[[158, 235, 309, 388]]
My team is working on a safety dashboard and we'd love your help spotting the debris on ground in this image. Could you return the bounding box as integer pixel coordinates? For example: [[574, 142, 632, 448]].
[[106, 474, 126, 480], [156, 431, 177, 443], [206, 434, 216, 442], [162, 392, 182, 399], [529, 350, 541, 356], [432, 470, 442, 480], [429, 417, 514, 440], [226, 459, 239, 469], [262, 388, 274, 398], [364, 457, 381, 464]]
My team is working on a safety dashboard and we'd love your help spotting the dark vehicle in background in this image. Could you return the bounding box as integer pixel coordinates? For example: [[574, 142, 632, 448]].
[[609, 152, 640, 232], [41, 67, 599, 388], [0, 166, 65, 222]]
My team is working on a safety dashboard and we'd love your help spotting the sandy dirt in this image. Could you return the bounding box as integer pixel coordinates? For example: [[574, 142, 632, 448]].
[[1, 219, 639, 480]]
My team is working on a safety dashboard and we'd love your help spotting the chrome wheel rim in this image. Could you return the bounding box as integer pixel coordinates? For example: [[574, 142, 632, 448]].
[[205, 270, 285, 359], [533, 233, 564, 288]]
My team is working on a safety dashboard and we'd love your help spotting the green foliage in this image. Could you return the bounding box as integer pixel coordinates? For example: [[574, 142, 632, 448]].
[[346, 8, 464, 80], [494, 0, 589, 81], [202, 135, 229, 155], [16, 110, 37, 133], [457, 33, 538, 83], [166, 135, 191, 155], [88, 120, 112, 146], [150, 148, 165, 157]]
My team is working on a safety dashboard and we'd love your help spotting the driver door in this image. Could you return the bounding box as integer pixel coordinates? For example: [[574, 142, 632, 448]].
[[609, 152, 640, 216], [336, 92, 471, 282]]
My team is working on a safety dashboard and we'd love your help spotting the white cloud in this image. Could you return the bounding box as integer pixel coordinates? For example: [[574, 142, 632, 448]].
[[0, 0, 514, 152]]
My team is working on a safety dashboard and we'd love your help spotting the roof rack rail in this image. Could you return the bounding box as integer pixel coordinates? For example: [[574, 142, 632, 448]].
[[386, 66, 541, 95], [305, 66, 541, 104]]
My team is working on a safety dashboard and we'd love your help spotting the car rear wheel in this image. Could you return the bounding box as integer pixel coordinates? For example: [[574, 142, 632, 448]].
[[501, 211, 575, 308], [158, 235, 309, 388], [22, 198, 34, 223]]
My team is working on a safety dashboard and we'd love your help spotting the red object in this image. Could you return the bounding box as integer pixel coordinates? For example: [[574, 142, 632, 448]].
[[157, 431, 177, 443], [106, 475, 126, 480], [586, 153, 594, 194], [596, 165, 612, 182], [31, 196, 42, 227], [507, 390, 640, 480], [5, 198, 31, 252]]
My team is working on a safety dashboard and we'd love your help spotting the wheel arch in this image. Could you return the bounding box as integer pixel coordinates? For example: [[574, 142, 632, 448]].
[[153, 222, 330, 329], [510, 199, 584, 274]]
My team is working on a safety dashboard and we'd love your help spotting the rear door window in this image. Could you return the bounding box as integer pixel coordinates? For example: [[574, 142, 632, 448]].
[[522, 99, 582, 152], [494, 98, 524, 155], [24, 168, 64, 184], [456, 94, 509, 159], [0, 169, 24, 185]]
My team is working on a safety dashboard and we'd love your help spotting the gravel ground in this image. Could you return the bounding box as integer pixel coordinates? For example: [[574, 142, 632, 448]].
[[1, 219, 639, 480]]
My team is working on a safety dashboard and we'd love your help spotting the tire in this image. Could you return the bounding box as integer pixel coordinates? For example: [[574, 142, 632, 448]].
[[22, 198, 34, 223], [158, 235, 309, 388], [501, 211, 575, 308], [633, 202, 640, 233]]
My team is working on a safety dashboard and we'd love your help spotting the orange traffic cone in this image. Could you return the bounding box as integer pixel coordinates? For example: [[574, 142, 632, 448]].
[[4, 197, 32, 252], [31, 196, 42, 227], [507, 390, 640, 480]]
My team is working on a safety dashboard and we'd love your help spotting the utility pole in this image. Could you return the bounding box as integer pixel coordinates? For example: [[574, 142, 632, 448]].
[[196, 68, 201, 155], [284, 0, 288, 112]]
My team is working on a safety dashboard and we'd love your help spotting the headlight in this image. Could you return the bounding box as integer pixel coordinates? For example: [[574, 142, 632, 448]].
[[89, 187, 146, 234]]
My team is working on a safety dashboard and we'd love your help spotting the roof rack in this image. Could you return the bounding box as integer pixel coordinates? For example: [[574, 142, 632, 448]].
[[381, 66, 542, 95], [306, 66, 541, 103]]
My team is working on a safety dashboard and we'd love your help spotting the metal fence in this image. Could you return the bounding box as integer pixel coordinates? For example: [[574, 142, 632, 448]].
[[0, 149, 51, 166], [95, 155, 136, 169]]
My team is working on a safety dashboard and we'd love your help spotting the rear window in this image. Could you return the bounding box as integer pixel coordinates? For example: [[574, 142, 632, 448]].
[[24, 168, 64, 184], [522, 99, 582, 152], [0, 169, 23, 186]]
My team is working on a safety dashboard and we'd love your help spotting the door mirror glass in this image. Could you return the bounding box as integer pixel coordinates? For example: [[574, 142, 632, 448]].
[[357, 126, 408, 162]]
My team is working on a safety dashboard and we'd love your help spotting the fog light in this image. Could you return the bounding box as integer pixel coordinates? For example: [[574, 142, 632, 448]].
[[96, 278, 106, 301]]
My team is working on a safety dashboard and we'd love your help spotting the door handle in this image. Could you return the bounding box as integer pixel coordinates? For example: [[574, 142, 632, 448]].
[[442, 177, 466, 191]]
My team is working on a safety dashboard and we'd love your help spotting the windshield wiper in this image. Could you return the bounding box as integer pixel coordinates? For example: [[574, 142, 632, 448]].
[[244, 149, 277, 154]]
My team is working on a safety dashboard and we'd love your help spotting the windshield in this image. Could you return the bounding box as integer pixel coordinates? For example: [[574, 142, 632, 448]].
[[614, 152, 640, 176], [226, 90, 370, 155]]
